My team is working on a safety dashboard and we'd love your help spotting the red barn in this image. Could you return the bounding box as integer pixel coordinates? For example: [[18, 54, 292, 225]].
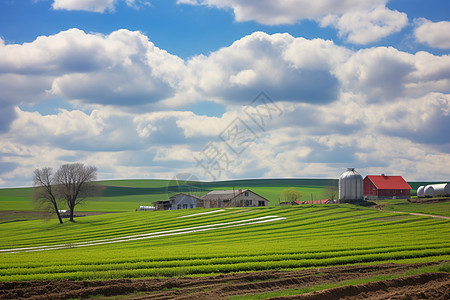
[[363, 175, 411, 200]]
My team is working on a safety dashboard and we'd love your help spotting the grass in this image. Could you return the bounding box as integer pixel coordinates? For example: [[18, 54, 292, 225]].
[[375, 198, 450, 217], [0, 205, 448, 281], [0, 179, 331, 212]]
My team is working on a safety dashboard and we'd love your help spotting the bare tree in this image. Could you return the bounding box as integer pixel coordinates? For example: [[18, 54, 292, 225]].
[[325, 185, 339, 202], [55, 163, 98, 222], [33, 167, 64, 224], [280, 187, 303, 205]]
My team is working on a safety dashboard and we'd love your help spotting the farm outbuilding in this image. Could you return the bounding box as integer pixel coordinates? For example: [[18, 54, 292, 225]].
[[200, 189, 269, 208], [153, 193, 203, 211], [363, 174, 411, 200]]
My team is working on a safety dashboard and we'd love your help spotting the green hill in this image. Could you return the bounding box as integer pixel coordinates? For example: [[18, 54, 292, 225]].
[[0, 178, 336, 213]]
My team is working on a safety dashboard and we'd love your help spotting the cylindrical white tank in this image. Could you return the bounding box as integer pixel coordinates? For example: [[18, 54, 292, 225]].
[[417, 186, 425, 197], [339, 168, 364, 202], [424, 185, 435, 197], [428, 183, 450, 196]]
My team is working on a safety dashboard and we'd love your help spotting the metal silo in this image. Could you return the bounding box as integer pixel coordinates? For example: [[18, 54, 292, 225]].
[[339, 168, 364, 202], [417, 186, 425, 198]]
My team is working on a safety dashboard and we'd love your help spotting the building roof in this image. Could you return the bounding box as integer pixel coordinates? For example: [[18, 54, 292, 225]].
[[365, 175, 411, 190], [154, 193, 203, 204], [201, 189, 269, 202], [169, 193, 204, 201], [201, 189, 248, 201], [298, 199, 331, 204]]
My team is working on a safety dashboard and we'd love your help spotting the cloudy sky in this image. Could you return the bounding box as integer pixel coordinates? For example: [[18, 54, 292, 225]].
[[0, 0, 449, 187]]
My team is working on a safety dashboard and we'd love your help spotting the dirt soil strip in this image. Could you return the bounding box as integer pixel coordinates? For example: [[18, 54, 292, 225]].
[[0, 262, 448, 300]]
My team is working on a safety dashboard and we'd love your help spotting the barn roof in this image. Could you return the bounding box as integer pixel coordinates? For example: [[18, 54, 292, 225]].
[[201, 189, 248, 201], [201, 189, 269, 202], [365, 175, 411, 190]]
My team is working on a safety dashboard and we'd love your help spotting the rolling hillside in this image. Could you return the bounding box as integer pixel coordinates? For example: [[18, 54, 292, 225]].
[[0, 178, 335, 212]]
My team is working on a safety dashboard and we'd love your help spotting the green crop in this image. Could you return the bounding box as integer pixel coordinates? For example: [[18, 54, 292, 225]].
[[0, 205, 448, 281]]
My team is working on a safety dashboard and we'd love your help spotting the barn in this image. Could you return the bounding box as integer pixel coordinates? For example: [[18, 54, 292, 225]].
[[363, 174, 411, 200]]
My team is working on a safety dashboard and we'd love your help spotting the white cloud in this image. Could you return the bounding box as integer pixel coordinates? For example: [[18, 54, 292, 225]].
[[177, 0, 387, 25], [336, 47, 450, 102], [414, 18, 450, 49], [185, 32, 347, 104], [0, 29, 186, 110], [374, 93, 450, 148], [11, 108, 105, 138], [52, 0, 117, 13], [2, 29, 450, 186], [320, 6, 408, 44], [51, 0, 149, 13], [178, 1, 406, 44]]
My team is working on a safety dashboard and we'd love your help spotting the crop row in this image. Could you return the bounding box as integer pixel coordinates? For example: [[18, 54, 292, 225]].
[[0, 206, 437, 249], [2, 244, 450, 276], [1, 251, 449, 281], [0, 205, 448, 281]]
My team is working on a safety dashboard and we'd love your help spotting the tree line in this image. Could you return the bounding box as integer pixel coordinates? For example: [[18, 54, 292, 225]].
[[33, 163, 99, 223]]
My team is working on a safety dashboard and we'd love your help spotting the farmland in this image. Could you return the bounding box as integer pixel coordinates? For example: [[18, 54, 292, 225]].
[[0, 204, 449, 282], [0, 179, 449, 298], [0, 178, 331, 212]]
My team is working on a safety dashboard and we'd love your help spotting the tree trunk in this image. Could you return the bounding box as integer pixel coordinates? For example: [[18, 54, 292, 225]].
[[69, 206, 75, 222], [54, 204, 63, 224]]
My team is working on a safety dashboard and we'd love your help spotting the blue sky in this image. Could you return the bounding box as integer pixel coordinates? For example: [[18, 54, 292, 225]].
[[0, 0, 449, 187]]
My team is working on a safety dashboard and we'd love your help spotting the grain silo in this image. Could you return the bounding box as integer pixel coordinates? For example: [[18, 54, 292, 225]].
[[339, 168, 364, 202], [417, 186, 425, 198]]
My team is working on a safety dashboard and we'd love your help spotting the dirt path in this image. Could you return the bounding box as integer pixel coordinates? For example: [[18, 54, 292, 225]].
[[371, 204, 450, 220], [0, 263, 448, 300], [379, 209, 450, 220]]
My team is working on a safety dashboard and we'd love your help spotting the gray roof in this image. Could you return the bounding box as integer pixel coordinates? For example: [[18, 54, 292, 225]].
[[201, 189, 248, 201]]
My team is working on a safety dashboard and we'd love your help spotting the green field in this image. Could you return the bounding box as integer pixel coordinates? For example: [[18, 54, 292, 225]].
[[0, 179, 448, 283], [375, 198, 450, 217], [0, 179, 332, 212], [0, 205, 448, 281]]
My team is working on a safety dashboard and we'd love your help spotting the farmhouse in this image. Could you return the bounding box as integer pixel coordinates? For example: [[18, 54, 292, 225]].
[[153, 193, 203, 211], [363, 174, 411, 200], [200, 189, 269, 208]]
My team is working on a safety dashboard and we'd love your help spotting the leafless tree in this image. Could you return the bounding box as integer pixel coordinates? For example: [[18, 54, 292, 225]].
[[325, 185, 339, 202], [54, 163, 98, 222], [33, 167, 64, 224]]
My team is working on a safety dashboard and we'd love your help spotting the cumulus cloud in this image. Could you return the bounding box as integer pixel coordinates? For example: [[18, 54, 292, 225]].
[[186, 32, 348, 104], [178, 1, 405, 43], [51, 0, 149, 13], [177, 0, 387, 25], [336, 47, 450, 102], [2, 29, 450, 186], [52, 0, 117, 13], [0, 29, 185, 112], [414, 18, 450, 49], [376, 93, 450, 148], [320, 6, 408, 44]]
